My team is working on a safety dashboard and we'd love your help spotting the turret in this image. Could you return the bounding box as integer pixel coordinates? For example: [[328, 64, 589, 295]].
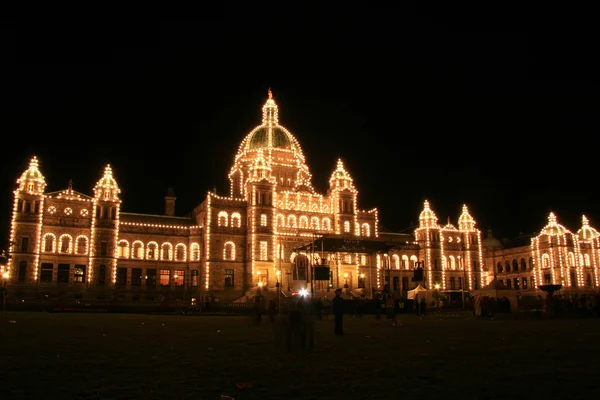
[[328, 159, 357, 234], [164, 187, 176, 216], [90, 164, 121, 286]]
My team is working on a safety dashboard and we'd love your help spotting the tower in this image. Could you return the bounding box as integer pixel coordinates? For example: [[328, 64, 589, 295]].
[[90, 165, 121, 287]]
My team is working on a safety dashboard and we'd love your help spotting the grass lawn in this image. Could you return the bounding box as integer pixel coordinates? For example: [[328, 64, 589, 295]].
[[1, 310, 599, 400]]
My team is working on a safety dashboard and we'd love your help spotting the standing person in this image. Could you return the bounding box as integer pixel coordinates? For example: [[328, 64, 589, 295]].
[[386, 293, 399, 326], [333, 288, 344, 335]]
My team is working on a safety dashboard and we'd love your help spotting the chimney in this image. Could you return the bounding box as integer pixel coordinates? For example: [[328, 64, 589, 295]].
[[164, 187, 176, 216]]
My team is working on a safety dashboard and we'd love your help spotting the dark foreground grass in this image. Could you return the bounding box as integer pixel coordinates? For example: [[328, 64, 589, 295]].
[[1, 311, 599, 400]]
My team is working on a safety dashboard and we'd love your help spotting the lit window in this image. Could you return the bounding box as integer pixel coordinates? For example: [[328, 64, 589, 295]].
[[261, 214, 267, 227], [260, 241, 268, 261]]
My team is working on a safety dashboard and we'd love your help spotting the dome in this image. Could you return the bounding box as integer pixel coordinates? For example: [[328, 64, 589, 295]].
[[17, 156, 46, 194], [482, 228, 503, 249], [577, 215, 599, 241], [539, 212, 568, 236], [237, 89, 304, 155], [418, 200, 439, 228], [246, 126, 294, 150]]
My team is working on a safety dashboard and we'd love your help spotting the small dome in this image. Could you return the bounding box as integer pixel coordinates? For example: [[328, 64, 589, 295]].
[[482, 228, 503, 249], [17, 156, 46, 194], [418, 200, 439, 228], [577, 215, 599, 241], [539, 212, 568, 236]]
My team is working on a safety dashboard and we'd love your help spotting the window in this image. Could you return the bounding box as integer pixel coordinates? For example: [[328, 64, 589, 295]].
[[131, 268, 142, 286], [118, 241, 128, 258], [160, 269, 170, 286], [506, 279, 512, 289], [513, 278, 519, 289], [450, 277, 456, 290], [544, 273, 551, 284], [146, 269, 157, 288], [21, 237, 29, 253], [191, 243, 201, 261], [231, 213, 241, 228], [522, 277, 528, 289], [174, 270, 184, 287], [147, 243, 158, 260], [98, 265, 106, 286], [360, 255, 366, 265], [74, 265, 85, 283], [344, 221, 350, 233], [260, 214, 267, 227], [76, 237, 87, 255], [191, 270, 199, 287], [259, 241, 268, 261], [393, 276, 399, 291], [44, 235, 54, 252], [57, 264, 70, 283], [60, 236, 70, 253], [116, 268, 127, 287], [225, 269, 234, 287], [224, 242, 235, 260], [175, 245, 185, 261]]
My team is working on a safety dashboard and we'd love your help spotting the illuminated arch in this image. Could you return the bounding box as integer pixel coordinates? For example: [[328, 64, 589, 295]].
[[401, 255, 410, 269], [58, 233, 73, 253], [146, 241, 159, 260], [75, 235, 89, 255], [161, 242, 173, 261], [276, 214, 285, 227], [175, 243, 187, 261], [409, 255, 418, 268], [117, 239, 130, 258], [190, 243, 201, 261], [231, 212, 242, 228], [322, 218, 331, 231], [287, 215, 297, 228], [310, 216, 320, 230], [218, 211, 228, 227], [343, 221, 350, 233], [392, 254, 400, 269], [132, 240, 144, 259], [224, 241, 235, 260], [42, 233, 57, 253], [361, 223, 371, 237], [299, 216, 308, 229]]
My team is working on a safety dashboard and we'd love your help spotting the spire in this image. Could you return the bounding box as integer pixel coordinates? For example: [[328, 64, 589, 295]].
[[458, 204, 476, 231], [262, 89, 279, 126], [329, 158, 355, 190]]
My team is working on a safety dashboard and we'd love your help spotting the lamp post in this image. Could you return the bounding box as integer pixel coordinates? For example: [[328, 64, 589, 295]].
[[275, 269, 281, 314]]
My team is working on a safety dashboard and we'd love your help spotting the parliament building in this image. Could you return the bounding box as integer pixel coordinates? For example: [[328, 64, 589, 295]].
[[2, 92, 600, 304]]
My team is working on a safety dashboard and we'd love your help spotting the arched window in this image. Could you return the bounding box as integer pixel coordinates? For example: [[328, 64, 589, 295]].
[[191, 243, 201, 261], [260, 214, 268, 227], [218, 211, 228, 227], [59, 234, 72, 253], [276, 214, 285, 227], [75, 236, 88, 255], [449, 255, 456, 270], [161, 243, 173, 261], [310, 217, 320, 230], [299, 216, 308, 229], [287, 215, 297, 228], [361, 223, 370, 237], [505, 261, 511, 271], [529, 257, 534, 269], [344, 221, 350, 233], [520, 258, 527, 271], [132, 241, 144, 259], [223, 241, 235, 260], [231, 212, 241, 228], [322, 218, 331, 231], [512, 259, 518, 272], [175, 244, 186, 261], [117, 240, 129, 258], [402, 255, 410, 269], [43, 234, 56, 253], [392, 254, 399, 268], [147, 242, 158, 260], [497, 262, 503, 273]]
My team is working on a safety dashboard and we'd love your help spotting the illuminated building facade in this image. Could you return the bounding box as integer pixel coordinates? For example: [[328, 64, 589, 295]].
[[2, 92, 600, 303]]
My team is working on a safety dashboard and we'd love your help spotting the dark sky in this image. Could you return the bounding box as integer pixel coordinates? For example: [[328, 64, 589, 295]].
[[1, 13, 598, 249]]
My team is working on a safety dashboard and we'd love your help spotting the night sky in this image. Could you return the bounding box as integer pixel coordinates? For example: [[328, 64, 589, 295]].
[[1, 14, 597, 249]]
